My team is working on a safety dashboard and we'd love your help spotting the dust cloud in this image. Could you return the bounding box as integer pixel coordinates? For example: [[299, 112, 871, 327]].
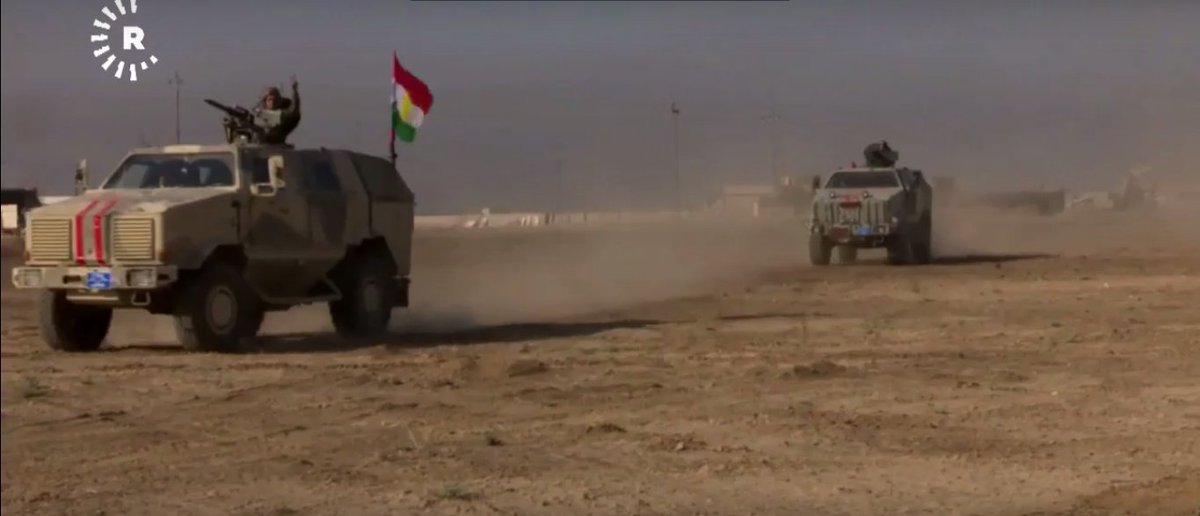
[[932, 205, 1200, 259], [392, 221, 804, 331]]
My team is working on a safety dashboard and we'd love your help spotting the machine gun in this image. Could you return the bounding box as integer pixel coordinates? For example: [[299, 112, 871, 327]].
[[203, 98, 267, 144], [862, 140, 899, 168]]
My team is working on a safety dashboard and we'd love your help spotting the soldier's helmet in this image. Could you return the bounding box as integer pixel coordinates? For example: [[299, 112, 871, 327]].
[[262, 87, 282, 108]]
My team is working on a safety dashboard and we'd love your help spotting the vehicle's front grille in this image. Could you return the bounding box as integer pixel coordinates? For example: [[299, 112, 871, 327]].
[[27, 218, 72, 262], [111, 217, 156, 261], [820, 198, 888, 226]]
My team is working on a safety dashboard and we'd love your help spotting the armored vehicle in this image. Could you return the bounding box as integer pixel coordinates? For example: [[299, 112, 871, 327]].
[[808, 141, 933, 266], [11, 140, 415, 352]]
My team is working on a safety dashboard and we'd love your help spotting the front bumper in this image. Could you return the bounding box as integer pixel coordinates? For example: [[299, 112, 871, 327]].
[[817, 223, 894, 246], [11, 265, 179, 290]]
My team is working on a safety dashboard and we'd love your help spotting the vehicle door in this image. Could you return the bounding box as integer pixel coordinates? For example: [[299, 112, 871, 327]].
[[298, 150, 348, 259], [242, 148, 314, 297], [243, 149, 311, 254], [910, 170, 930, 214], [896, 169, 918, 221]]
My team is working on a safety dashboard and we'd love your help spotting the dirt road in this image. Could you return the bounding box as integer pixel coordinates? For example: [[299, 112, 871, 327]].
[[2, 210, 1198, 515]]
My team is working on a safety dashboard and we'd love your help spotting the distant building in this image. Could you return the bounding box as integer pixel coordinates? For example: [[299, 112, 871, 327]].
[[1, 188, 42, 232], [712, 184, 777, 217], [710, 176, 814, 217]]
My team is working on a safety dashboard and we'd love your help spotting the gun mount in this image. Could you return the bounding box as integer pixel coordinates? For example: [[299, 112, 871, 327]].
[[863, 140, 899, 168], [203, 98, 267, 144]]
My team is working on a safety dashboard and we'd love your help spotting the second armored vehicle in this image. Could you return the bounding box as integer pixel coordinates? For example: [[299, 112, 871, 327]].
[[12, 123, 415, 352], [808, 141, 933, 266]]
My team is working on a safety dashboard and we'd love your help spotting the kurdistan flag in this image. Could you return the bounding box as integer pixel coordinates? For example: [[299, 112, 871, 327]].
[[391, 52, 434, 143]]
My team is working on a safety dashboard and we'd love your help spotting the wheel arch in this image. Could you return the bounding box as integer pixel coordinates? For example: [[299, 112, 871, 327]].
[[180, 245, 248, 278], [335, 237, 399, 277]]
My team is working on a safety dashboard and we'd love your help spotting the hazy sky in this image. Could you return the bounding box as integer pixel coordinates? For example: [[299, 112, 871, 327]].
[[2, 0, 1197, 212]]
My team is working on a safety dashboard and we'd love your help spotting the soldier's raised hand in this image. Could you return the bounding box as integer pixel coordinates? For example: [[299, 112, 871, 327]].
[[290, 75, 299, 92]]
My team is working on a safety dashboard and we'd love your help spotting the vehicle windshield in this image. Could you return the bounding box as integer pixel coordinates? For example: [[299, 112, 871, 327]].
[[825, 171, 899, 189], [102, 152, 236, 189]]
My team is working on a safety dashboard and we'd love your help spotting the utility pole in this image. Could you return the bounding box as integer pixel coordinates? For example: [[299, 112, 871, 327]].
[[762, 109, 782, 185], [556, 154, 565, 216], [671, 100, 682, 214], [168, 71, 183, 143]]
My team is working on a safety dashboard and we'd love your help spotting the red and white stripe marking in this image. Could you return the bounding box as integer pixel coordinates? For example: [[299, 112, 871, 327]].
[[74, 196, 119, 265]]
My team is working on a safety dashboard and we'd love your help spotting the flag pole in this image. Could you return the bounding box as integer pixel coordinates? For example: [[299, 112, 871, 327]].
[[389, 52, 397, 168], [671, 99, 681, 216], [389, 133, 397, 168]]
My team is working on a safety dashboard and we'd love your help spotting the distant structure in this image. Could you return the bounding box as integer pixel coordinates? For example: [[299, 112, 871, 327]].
[[1066, 167, 1162, 213], [975, 189, 1067, 216], [710, 175, 814, 217], [713, 184, 777, 217], [1, 188, 42, 234]]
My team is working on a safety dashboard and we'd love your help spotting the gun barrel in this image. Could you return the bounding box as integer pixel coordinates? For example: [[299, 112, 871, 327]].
[[203, 98, 250, 119]]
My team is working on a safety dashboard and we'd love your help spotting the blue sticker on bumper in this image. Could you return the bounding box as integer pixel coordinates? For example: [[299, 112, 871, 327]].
[[86, 270, 113, 290]]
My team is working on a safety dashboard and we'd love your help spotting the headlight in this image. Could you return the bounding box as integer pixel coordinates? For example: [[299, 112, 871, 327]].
[[15, 269, 43, 288], [127, 268, 157, 288]]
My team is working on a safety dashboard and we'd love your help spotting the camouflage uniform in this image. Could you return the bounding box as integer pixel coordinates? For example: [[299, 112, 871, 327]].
[[254, 84, 301, 145]]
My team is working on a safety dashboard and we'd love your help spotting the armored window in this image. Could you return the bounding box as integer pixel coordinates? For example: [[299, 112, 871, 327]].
[[108, 161, 153, 188], [192, 159, 235, 186], [246, 156, 270, 184], [308, 161, 341, 192], [104, 152, 236, 189], [825, 172, 900, 189]]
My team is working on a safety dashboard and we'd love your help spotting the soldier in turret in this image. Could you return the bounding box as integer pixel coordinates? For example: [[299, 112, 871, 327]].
[[254, 76, 301, 144], [862, 140, 898, 168]]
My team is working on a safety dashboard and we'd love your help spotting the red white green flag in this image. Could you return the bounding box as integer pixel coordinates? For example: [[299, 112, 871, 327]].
[[391, 52, 433, 143]]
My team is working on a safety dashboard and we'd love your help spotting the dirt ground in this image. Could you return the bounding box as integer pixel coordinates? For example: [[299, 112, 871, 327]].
[[2, 208, 1198, 516]]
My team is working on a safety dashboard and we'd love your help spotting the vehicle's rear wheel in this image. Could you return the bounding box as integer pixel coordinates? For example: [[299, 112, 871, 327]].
[[887, 217, 933, 266], [329, 253, 394, 340], [172, 263, 262, 353], [836, 245, 858, 265], [912, 213, 933, 265], [886, 234, 910, 265], [38, 290, 112, 352], [808, 233, 832, 266]]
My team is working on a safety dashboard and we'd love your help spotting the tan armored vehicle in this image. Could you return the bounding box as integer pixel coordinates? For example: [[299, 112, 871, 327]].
[[808, 141, 933, 266], [11, 141, 415, 352]]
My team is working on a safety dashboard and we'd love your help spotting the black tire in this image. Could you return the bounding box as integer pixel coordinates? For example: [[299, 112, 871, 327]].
[[247, 310, 266, 339], [172, 263, 263, 353], [836, 245, 858, 265], [328, 253, 395, 339], [37, 290, 112, 352], [886, 234, 910, 265], [912, 213, 933, 265], [808, 233, 832, 266]]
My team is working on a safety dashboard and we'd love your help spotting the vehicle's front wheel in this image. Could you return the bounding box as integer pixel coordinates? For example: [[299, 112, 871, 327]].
[[809, 233, 832, 266], [172, 263, 263, 353], [329, 254, 395, 340], [38, 290, 112, 352]]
